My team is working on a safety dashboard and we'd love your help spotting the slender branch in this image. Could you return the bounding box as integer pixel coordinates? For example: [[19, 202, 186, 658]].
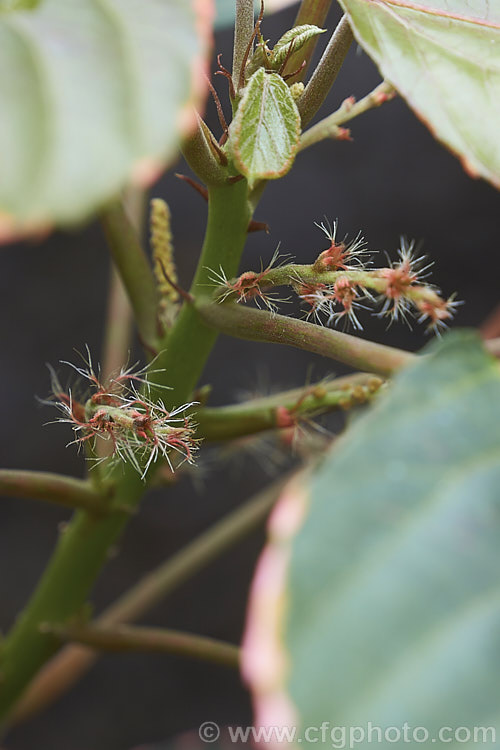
[[232, 0, 254, 92], [100, 185, 146, 383], [300, 81, 396, 150], [294, 0, 332, 24], [298, 15, 354, 127], [99, 192, 144, 460], [217, 262, 447, 318], [197, 301, 415, 376], [10, 476, 286, 724], [197, 373, 383, 441], [45, 624, 240, 669], [100, 201, 160, 351], [0, 180, 255, 725], [100, 268, 133, 382], [0, 470, 108, 515], [284, 0, 333, 84]]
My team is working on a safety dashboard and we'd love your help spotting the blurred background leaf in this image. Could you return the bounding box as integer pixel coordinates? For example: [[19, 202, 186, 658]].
[[339, 0, 500, 189], [0, 0, 212, 238], [244, 332, 500, 748]]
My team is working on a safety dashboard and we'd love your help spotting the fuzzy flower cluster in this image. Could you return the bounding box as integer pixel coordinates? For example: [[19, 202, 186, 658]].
[[210, 219, 460, 334], [47, 351, 198, 479], [208, 247, 291, 314]]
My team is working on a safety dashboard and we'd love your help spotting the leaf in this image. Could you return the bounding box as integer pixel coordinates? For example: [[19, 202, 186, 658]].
[[243, 332, 500, 747], [228, 67, 301, 186], [272, 23, 326, 68], [338, 0, 500, 189], [0, 0, 212, 238]]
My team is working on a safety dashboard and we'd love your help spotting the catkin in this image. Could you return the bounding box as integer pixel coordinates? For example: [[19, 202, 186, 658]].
[[150, 198, 179, 304]]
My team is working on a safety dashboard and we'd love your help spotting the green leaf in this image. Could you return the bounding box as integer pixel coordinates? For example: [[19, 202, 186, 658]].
[[228, 67, 301, 186], [0, 0, 211, 237], [243, 332, 500, 747], [272, 23, 326, 68], [338, 0, 500, 189]]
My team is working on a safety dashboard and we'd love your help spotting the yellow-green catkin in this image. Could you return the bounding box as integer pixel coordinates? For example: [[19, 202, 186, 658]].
[[150, 198, 179, 326]]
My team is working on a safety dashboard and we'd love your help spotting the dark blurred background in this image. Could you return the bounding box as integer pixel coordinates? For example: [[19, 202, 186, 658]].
[[0, 3, 498, 748]]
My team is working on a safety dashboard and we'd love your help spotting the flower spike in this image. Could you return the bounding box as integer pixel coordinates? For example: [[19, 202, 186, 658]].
[[47, 355, 199, 479]]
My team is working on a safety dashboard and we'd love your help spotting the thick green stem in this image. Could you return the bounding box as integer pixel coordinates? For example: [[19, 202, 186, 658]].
[[0, 180, 252, 725], [147, 179, 251, 405], [10, 475, 286, 724], [0, 470, 108, 515], [198, 301, 414, 376], [0, 508, 133, 724], [47, 624, 240, 669]]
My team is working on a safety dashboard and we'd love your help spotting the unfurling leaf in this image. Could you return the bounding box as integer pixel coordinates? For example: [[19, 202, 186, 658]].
[[229, 68, 301, 187], [272, 24, 326, 68]]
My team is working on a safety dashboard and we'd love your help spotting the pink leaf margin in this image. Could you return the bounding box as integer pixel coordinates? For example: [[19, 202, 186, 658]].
[[241, 471, 310, 748]]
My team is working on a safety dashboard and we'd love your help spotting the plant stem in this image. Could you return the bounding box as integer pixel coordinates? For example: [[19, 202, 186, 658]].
[[100, 267, 133, 382], [294, 0, 333, 28], [99, 191, 144, 459], [100, 186, 146, 382], [197, 373, 383, 441], [298, 15, 354, 126], [300, 81, 396, 149], [181, 114, 229, 186], [198, 301, 414, 376], [216, 262, 446, 314], [232, 0, 254, 92], [0, 179, 253, 726], [0, 470, 108, 515], [100, 200, 160, 352], [10, 476, 286, 724], [46, 624, 240, 669], [147, 179, 251, 404], [0, 509, 135, 725]]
